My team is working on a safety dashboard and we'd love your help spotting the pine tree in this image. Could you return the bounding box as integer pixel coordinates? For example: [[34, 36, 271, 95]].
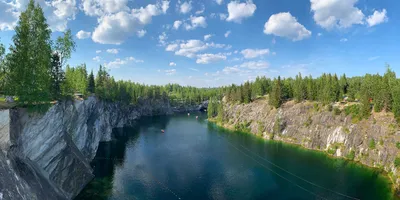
[[269, 76, 282, 108], [7, 0, 52, 103], [87, 70, 95, 94], [50, 53, 64, 100], [243, 81, 251, 103]]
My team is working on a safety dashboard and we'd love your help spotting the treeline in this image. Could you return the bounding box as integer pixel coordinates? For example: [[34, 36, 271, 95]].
[[0, 0, 218, 106], [209, 68, 400, 120]]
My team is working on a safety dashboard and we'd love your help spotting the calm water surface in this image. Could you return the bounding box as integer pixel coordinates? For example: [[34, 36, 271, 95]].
[[76, 113, 393, 200]]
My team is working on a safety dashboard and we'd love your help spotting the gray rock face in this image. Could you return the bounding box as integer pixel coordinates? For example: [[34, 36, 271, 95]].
[[220, 99, 400, 189], [0, 96, 203, 200]]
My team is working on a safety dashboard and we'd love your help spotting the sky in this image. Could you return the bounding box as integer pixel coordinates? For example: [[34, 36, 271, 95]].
[[0, 0, 399, 87]]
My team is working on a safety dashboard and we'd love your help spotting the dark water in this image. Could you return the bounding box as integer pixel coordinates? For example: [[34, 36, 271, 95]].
[[76, 113, 393, 200]]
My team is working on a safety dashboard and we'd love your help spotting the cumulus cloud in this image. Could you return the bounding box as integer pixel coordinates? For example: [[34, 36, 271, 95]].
[[204, 34, 213, 41], [76, 30, 91, 39], [106, 48, 119, 54], [165, 69, 176, 75], [81, 0, 129, 16], [1, 0, 77, 31], [104, 56, 143, 69], [196, 53, 227, 64], [96, 50, 102, 53], [169, 62, 177, 66], [310, 0, 364, 30], [219, 13, 228, 20], [366, 9, 388, 27], [195, 4, 205, 15], [226, 0, 256, 23], [184, 16, 207, 30], [93, 56, 101, 62], [92, 1, 169, 44], [215, 0, 223, 5], [241, 48, 270, 59], [180, 1, 192, 14], [173, 20, 182, 29], [158, 32, 168, 46], [224, 30, 231, 38], [137, 29, 146, 37], [166, 43, 179, 51], [264, 12, 311, 41], [175, 40, 208, 58]]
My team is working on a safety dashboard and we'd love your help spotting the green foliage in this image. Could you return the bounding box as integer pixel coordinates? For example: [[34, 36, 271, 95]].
[[394, 157, 400, 168], [273, 117, 283, 134], [333, 107, 341, 115], [257, 121, 264, 135], [269, 76, 283, 108], [396, 142, 400, 149], [313, 103, 320, 112], [304, 116, 312, 127], [234, 121, 251, 132], [327, 104, 333, 112], [87, 70, 95, 94], [6, 0, 52, 103], [346, 150, 355, 160], [369, 138, 376, 149], [50, 53, 65, 100], [54, 29, 76, 67]]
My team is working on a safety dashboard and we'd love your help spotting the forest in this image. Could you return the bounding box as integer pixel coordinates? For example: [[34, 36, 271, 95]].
[[208, 69, 400, 122], [0, 0, 218, 107]]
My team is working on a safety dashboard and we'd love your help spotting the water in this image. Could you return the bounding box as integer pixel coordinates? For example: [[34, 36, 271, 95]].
[[76, 113, 393, 200]]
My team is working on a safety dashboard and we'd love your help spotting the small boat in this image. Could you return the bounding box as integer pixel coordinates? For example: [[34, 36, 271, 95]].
[[188, 113, 190, 116], [161, 129, 165, 133], [196, 116, 198, 119]]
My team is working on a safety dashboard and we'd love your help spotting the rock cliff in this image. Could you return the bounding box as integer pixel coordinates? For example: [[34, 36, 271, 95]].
[[0, 96, 201, 200], [216, 98, 400, 190]]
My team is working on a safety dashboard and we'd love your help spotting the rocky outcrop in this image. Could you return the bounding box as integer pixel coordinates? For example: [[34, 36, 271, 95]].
[[217, 98, 400, 188], [0, 96, 203, 200]]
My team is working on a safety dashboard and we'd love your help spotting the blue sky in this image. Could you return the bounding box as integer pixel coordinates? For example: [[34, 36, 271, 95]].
[[0, 0, 399, 87]]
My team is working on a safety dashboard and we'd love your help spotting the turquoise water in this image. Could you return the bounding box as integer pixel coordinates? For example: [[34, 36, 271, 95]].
[[76, 113, 393, 200]]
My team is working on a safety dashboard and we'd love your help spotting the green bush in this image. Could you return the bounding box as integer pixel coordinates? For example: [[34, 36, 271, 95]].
[[395, 157, 400, 168], [327, 104, 333, 112], [396, 142, 400, 149], [368, 138, 376, 149], [313, 103, 319, 112], [344, 104, 364, 123], [346, 150, 355, 160], [333, 107, 341, 115], [304, 116, 312, 127]]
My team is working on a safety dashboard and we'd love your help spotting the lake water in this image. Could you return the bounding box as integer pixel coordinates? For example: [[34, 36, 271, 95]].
[[75, 113, 393, 200]]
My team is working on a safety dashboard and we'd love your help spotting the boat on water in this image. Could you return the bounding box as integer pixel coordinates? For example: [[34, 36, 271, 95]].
[[161, 129, 165, 133], [188, 113, 190, 116]]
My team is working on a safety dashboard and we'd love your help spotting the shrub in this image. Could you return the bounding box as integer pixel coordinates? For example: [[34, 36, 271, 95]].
[[346, 150, 355, 160], [313, 103, 319, 112], [304, 116, 312, 127], [369, 138, 376, 149], [396, 142, 400, 149], [333, 107, 341, 115], [395, 157, 400, 168], [327, 104, 333, 112]]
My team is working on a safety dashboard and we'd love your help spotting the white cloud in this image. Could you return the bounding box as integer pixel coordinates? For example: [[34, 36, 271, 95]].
[[165, 69, 176, 75], [96, 50, 102, 54], [368, 56, 380, 61], [310, 0, 364, 30], [240, 61, 269, 69], [93, 56, 101, 62], [195, 4, 205, 15], [215, 0, 223, 5], [76, 30, 91, 39], [137, 29, 146, 37], [223, 66, 243, 74], [264, 12, 311, 41], [104, 56, 143, 69], [185, 16, 207, 30], [241, 48, 270, 59], [159, 32, 168, 46], [196, 53, 227, 64], [219, 13, 228, 20], [166, 43, 179, 51], [340, 38, 348, 42], [107, 48, 119, 54], [81, 0, 129, 16], [180, 1, 192, 14], [366, 9, 388, 27], [92, 2, 168, 44], [226, 0, 256, 23], [169, 62, 177, 66], [204, 34, 213, 41], [224, 30, 231, 38], [173, 20, 182, 29], [175, 40, 208, 58], [161, 0, 170, 14], [1, 0, 77, 31]]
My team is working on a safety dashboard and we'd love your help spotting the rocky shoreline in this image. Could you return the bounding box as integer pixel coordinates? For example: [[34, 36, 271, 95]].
[[212, 98, 400, 195], [0, 96, 204, 200]]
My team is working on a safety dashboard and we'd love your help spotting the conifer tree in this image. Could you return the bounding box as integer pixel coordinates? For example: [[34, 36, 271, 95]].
[[87, 70, 95, 94], [50, 53, 64, 100], [269, 76, 282, 108]]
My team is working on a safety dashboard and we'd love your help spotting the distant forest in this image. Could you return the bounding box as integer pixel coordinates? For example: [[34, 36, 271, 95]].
[[0, 0, 218, 106]]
